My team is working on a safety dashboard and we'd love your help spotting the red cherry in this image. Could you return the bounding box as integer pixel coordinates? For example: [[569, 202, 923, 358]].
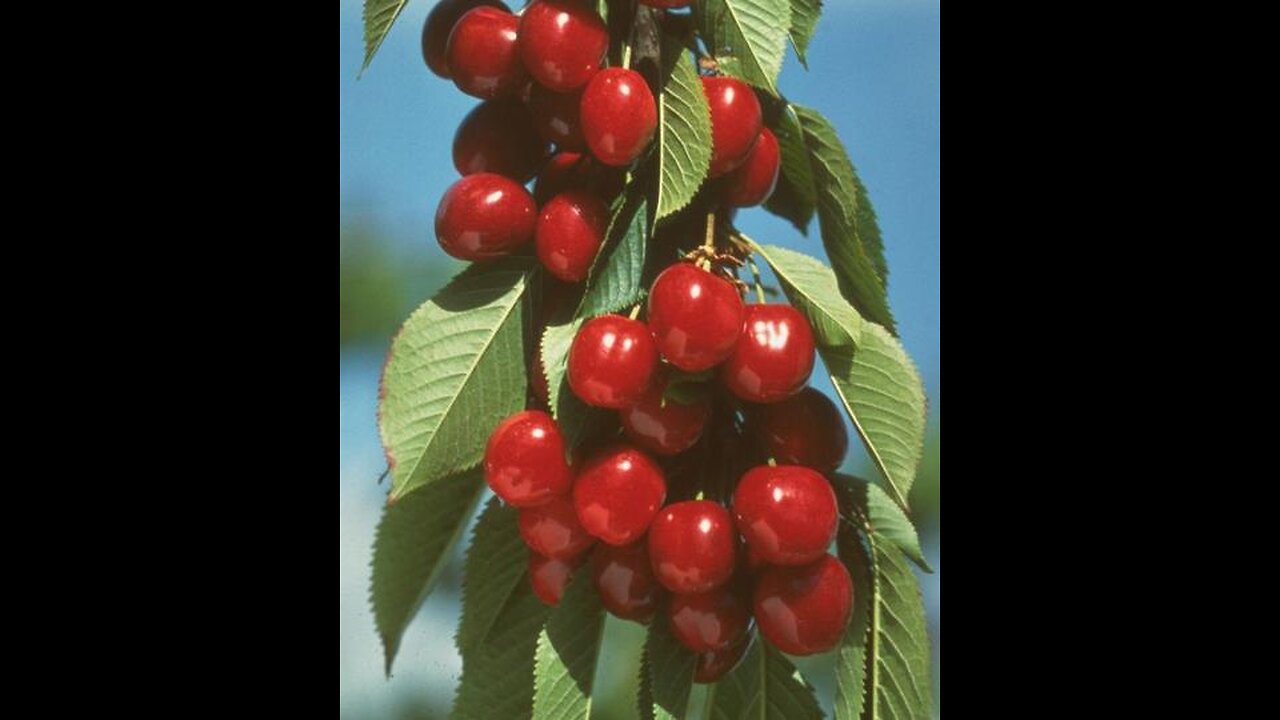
[[702, 76, 763, 177], [535, 190, 609, 282], [591, 540, 662, 621], [446, 7, 528, 99], [573, 444, 667, 545], [743, 543, 769, 574], [733, 465, 837, 566], [744, 387, 849, 472], [720, 304, 815, 403], [568, 315, 659, 408], [533, 152, 625, 205], [669, 584, 752, 653], [483, 410, 572, 507], [647, 500, 736, 594], [529, 551, 582, 606], [518, 0, 608, 92], [753, 554, 853, 655], [721, 127, 780, 207], [435, 173, 536, 261], [647, 263, 745, 372], [422, 0, 511, 79], [694, 630, 752, 683], [452, 98, 550, 182], [528, 84, 587, 152], [619, 374, 711, 456], [519, 494, 596, 560], [580, 68, 658, 167]]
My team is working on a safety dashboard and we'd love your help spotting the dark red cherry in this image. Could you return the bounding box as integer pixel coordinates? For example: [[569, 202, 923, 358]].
[[573, 444, 667, 545], [535, 190, 609, 282], [528, 84, 587, 151], [519, 494, 596, 560], [720, 304, 815, 403], [669, 583, 752, 653], [753, 554, 853, 655], [619, 374, 711, 456], [446, 6, 528, 99], [721, 127, 780, 207], [484, 410, 572, 507], [702, 76, 763, 177], [744, 387, 848, 472], [568, 315, 659, 408], [529, 551, 581, 606], [591, 540, 662, 621], [647, 263, 745, 372], [518, 0, 608, 92], [733, 465, 837, 566], [422, 0, 511, 79], [648, 500, 736, 594], [533, 152, 625, 205], [695, 630, 753, 683], [453, 98, 550, 182], [435, 173, 536, 261], [580, 68, 658, 167]]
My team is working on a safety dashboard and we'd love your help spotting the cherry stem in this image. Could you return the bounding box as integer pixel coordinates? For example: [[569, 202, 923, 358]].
[[698, 212, 716, 270], [628, 303, 642, 320], [748, 258, 767, 303]]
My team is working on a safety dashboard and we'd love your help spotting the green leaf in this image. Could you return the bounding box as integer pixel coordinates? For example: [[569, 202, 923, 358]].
[[656, 49, 713, 219], [787, 0, 822, 67], [638, 618, 697, 720], [451, 585, 551, 720], [834, 509, 873, 720], [532, 573, 607, 719], [707, 637, 824, 720], [378, 259, 530, 501], [361, 0, 409, 74], [696, 0, 792, 95], [370, 468, 486, 677], [456, 499, 528, 657], [764, 104, 816, 233], [578, 183, 651, 318], [751, 242, 863, 349], [834, 474, 931, 572], [540, 318, 611, 450]]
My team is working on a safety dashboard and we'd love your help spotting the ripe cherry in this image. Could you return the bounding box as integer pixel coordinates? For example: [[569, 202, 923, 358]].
[[528, 84, 587, 152], [702, 76, 763, 177], [453, 98, 550, 182], [519, 494, 596, 560], [695, 630, 752, 683], [422, 0, 510, 79], [619, 374, 711, 456], [591, 540, 662, 621], [573, 444, 667, 545], [435, 173, 536, 261], [721, 127, 780, 207], [720, 304, 815, 403], [518, 0, 608, 92], [568, 315, 658, 408], [744, 387, 849, 472], [733, 465, 837, 566], [535, 190, 609, 282], [647, 263, 744, 372], [648, 500, 736, 594], [669, 583, 752, 652], [580, 68, 658, 167], [483, 410, 572, 507], [529, 551, 582, 606], [446, 6, 528, 99], [753, 554, 853, 655]]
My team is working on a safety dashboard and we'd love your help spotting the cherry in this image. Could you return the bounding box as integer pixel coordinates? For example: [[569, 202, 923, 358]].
[[720, 304, 815, 403], [533, 152, 626, 205], [435, 173, 536, 261], [591, 540, 662, 622], [580, 68, 658, 167], [647, 263, 745, 372], [519, 494, 596, 560], [527, 84, 586, 152], [518, 0, 608, 92], [694, 630, 752, 683], [573, 444, 667, 545], [669, 583, 752, 652], [529, 551, 582, 606], [732, 465, 837, 566], [568, 315, 658, 408], [647, 500, 736, 594], [446, 6, 528, 99], [702, 76, 763, 177], [453, 98, 550, 182], [535, 190, 609, 282], [721, 127, 780, 207], [753, 554, 853, 656], [619, 373, 711, 456], [744, 387, 849, 472], [483, 410, 572, 507], [422, 0, 510, 79]]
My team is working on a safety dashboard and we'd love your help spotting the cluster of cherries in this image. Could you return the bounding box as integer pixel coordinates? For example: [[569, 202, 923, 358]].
[[423, 0, 782, 279]]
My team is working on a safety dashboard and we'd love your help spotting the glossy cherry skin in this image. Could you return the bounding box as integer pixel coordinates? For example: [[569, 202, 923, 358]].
[[744, 387, 849, 472], [647, 263, 745, 372], [580, 68, 658, 167], [484, 410, 573, 507], [519, 494, 596, 560], [446, 6, 528, 99], [535, 190, 609, 282], [753, 554, 854, 655], [648, 500, 737, 594], [533, 152, 625, 205], [527, 84, 587, 151], [529, 551, 582, 606], [733, 465, 837, 566], [435, 173, 537, 260], [695, 630, 753, 683], [518, 0, 608, 92], [720, 304, 816, 403], [591, 540, 662, 621], [422, 0, 510, 78], [721, 127, 780, 207], [669, 583, 752, 653], [702, 76, 763, 177], [568, 315, 659, 408], [453, 98, 550, 182], [619, 374, 711, 456], [573, 444, 667, 545]]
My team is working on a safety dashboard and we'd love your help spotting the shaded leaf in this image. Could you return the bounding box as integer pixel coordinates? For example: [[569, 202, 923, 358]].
[[455, 499, 528, 657], [707, 636, 824, 720], [451, 585, 550, 720], [834, 474, 931, 572], [532, 573, 607, 719], [763, 98, 817, 233], [638, 617, 696, 720], [579, 183, 651, 318]]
